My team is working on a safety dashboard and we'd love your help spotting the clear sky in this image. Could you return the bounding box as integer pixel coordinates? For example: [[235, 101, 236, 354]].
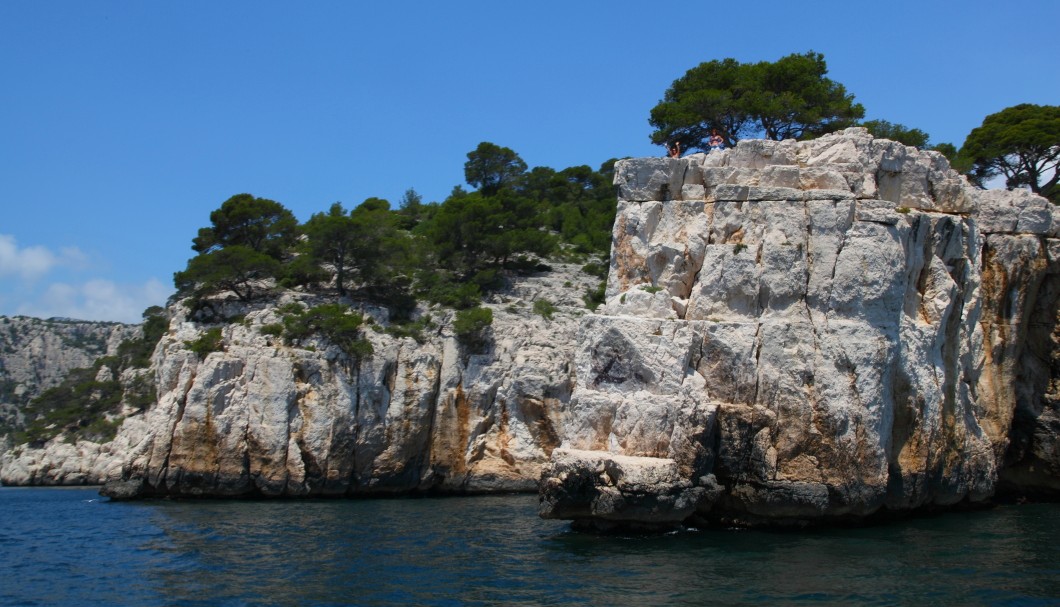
[[2, 1, 1057, 323]]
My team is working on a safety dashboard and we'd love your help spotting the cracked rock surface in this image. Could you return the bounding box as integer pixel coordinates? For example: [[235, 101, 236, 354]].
[[542, 128, 1059, 527]]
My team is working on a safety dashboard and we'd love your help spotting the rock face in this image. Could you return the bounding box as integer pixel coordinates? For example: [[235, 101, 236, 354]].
[[0, 317, 139, 485], [99, 265, 596, 497], [0, 438, 131, 486], [539, 128, 1059, 528], [0, 316, 136, 434]]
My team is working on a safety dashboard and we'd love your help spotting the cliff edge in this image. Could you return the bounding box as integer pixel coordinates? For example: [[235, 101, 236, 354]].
[[539, 128, 1059, 528]]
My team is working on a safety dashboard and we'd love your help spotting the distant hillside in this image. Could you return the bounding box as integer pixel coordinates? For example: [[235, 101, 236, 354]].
[[0, 316, 139, 446]]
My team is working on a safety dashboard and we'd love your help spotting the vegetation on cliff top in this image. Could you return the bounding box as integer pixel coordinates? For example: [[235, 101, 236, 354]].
[[648, 52, 865, 151], [959, 104, 1060, 203], [649, 51, 1058, 197], [172, 143, 618, 327], [172, 51, 1056, 329]]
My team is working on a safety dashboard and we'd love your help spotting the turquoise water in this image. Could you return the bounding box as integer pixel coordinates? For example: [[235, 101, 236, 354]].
[[0, 487, 1057, 606]]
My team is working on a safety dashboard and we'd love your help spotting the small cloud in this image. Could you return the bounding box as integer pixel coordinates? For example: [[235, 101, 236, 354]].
[[58, 246, 91, 270], [17, 278, 173, 323], [0, 234, 88, 281]]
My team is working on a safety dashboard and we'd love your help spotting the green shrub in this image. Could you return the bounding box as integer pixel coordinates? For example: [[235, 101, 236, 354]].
[[277, 302, 306, 315], [279, 254, 331, 290], [533, 298, 556, 320], [280, 303, 373, 360], [583, 281, 606, 310], [82, 416, 124, 443], [471, 268, 506, 292], [453, 306, 493, 350], [260, 323, 284, 337], [0, 378, 19, 405], [424, 278, 482, 310], [640, 284, 663, 294], [124, 374, 156, 411], [114, 306, 168, 368], [581, 261, 609, 279], [506, 256, 551, 273], [360, 275, 418, 322], [385, 314, 436, 344], [184, 296, 221, 322], [185, 327, 224, 359]]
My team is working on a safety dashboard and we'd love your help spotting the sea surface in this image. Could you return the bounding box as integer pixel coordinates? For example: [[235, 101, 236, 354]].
[[0, 487, 1057, 606]]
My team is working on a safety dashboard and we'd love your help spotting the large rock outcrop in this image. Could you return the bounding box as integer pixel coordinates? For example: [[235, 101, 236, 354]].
[[540, 128, 1059, 528], [8, 129, 1055, 527], [97, 265, 596, 498], [0, 437, 133, 486]]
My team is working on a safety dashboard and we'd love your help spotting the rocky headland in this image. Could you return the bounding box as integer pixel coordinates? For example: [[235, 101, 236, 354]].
[[3, 265, 598, 495], [2, 129, 1056, 530], [96, 265, 596, 499], [539, 128, 1059, 528]]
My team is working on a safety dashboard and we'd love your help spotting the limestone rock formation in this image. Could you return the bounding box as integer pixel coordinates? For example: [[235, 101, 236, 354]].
[[0, 316, 136, 434], [539, 448, 713, 531], [0, 317, 140, 485], [7, 129, 1055, 530], [0, 437, 128, 486], [99, 264, 596, 497], [539, 128, 1059, 528]]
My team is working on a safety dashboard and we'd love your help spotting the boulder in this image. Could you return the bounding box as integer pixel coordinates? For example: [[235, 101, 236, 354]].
[[539, 449, 711, 531]]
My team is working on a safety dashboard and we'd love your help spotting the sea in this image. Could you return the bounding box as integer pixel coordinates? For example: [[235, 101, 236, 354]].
[[0, 487, 1057, 606]]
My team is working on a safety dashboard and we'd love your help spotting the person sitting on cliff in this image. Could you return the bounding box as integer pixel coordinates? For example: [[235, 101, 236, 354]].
[[668, 142, 681, 158], [708, 130, 724, 151]]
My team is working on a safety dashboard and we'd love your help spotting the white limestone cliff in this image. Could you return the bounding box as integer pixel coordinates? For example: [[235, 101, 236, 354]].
[[0, 317, 137, 433], [5, 130, 1056, 528], [540, 128, 1059, 527], [0, 317, 139, 484], [96, 264, 596, 497]]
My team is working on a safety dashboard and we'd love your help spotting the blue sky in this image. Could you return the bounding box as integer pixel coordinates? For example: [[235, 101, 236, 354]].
[[2, 1, 1057, 323]]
